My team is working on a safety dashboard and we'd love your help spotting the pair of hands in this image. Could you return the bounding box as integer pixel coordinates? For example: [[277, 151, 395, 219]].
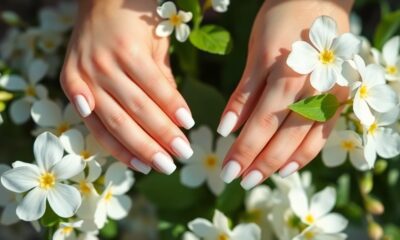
[[61, 0, 353, 190]]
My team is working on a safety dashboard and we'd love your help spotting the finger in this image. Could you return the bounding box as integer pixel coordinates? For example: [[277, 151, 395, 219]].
[[220, 73, 306, 184], [216, 50, 267, 137], [117, 50, 194, 130], [153, 38, 177, 88], [82, 113, 151, 174], [240, 112, 314, 190], [60, 58, 95, 118], [93, 88, 177, 175], [100, 69, 193, 160], [279, 101, 346, 177]]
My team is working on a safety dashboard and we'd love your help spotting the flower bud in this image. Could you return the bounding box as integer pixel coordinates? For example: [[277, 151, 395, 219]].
[[374, 159, 387, 175], [368, 222, 383, 240], [366, 196, 384, 215], [0, 91, 13, 102], [360, 172, 373, 194], [1, 11, 20, 26]]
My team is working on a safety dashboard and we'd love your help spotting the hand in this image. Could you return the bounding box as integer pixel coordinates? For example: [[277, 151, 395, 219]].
[[60, 0, 195, 175], [218, 0, 353, 189]]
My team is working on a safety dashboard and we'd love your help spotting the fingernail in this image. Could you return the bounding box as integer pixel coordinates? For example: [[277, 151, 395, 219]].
[[171, 137, 193, 160], [175, 108, 195, 130], [130, 158, 151, 175], [152, 152, 176, 175], [240, 170, 263, 190], [279, 162, 299, 178], [217, 111, 238, 137], [220, 160, 241, 183], [74, 95, 91, 118]]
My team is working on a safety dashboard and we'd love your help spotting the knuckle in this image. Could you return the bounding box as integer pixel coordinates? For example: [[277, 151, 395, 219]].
[[282, 78, 303, 94], [91, 51, 113, 75], [231, 89, 249, 107], [256, 113, 278, 129], [299, 147, 318, 164], [259, 157, 283, 172], [106, 111, 128, 130], [234, 141, 257, 162], [129, 94, 148, 115]]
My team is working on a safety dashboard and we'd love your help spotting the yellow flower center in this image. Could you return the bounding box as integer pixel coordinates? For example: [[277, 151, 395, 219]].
[[304, 230, 315, 240], [319, 49, 335, 65], [386, 65, 398, 75], [104, 189, 113, 202], [39, 172, 56, 190], [340, 140, 355, 151], [359, 85, 368, 99], [79, 181, 91, 195], [25, 85, 36, 97], [368, 122, 378, 135], [62, 226, 74, 235], [80, 150, 91, 160], [218, 233, 230, 240], [43, 40, 55, 49], [203, 154, 218, 169], [56, 122, 70, 136], [304, 213, 315, 225], [170, 14, 182, 26]]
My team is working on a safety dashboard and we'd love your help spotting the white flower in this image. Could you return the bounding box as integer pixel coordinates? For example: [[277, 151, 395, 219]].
[[268, 195, 300, 240], [31, 99, 82, 136], [352, 55, 398, 125], [211, 0, 230, 13], [373, 36, 400, 81], [94, 162, 134, 228], [53, 220, 84, 240], [322, 130, 369, 170], [0, 59, 49, 124], [60, 129, 108, 180], [287, 15, 361, 92], [289, 187, 348, 237], [37, 29, 63, 54], [188, 210, 261, 240], [363, 109, 400, 167], [155, 2, 192, 42], [0, 132, 84, 221], [350, 13, 362, 36], [180, 126, 234, 196], [0, 28, 20, 60], [0, 164, 20, 225], [39, 2, 77, 32]]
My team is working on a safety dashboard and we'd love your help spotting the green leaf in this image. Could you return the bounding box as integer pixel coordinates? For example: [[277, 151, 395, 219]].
[[289, 94, 340, 122], [176, 0, 202, 27], [182, 79, 226, 131], [336, 174, 350, 207], [384, 224, 400, 239], [136, 172, 206, 210], [0, 102, 5, 112], [100, 220, 118, 239], [374, 10, 400, 49], [190, 25, 233, 55], [40, 206, 60, 228], [216, 180, 245, 214]]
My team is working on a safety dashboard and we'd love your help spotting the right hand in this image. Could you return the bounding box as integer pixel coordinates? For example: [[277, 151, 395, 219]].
[[60, 0, 194, 175]]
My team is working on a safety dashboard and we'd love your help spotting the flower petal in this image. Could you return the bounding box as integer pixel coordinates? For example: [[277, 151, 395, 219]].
[[382, 36, 400, 66], [175, 24, 191, 42], [0, 75, 27, 91], [315, 213, 348, 233], [1, 166, 40, 193], [59, 129, 84, 154], [364, 134, 377, 168], [34, 132, 64, 171], [178, 11, 193, 23], [287, 41, 319, 74], [9, 99, 31, 125], [52, 154, 85, 180], [231, 223, 261, 240], [213, 210, 230, 233], [48, 183, 81, 218], [207, 172, 225, 196], [349, 149, 369, 171], [322, 145, 346, 168], [86, 134, 108, 157], [28, 59, 48, 84], [366, 85, 398, 113], [180, 164, 207, 187], [105, 162, 134, 195], [1, 202, 19, 225], [107, 194, 131, 220], [86, 160, 102, 183], [157, 1, 177, 18], [31, 99, 62, 127], [245, 185, 272, 211], [16, 187, 47, 221], [310, 186, 336, 219], [376, 108, 400, 126], [331, 33, 361, 60], [190, 126, 213, 153], [288, 188, 308, 219], [63, 103, 81, 125], [375, 128, 400, 158], [309, 16, 338, 51], [215, 135, 235, 162], [310, 66, 337, 92], [155, 21, 174, 38], [363, 64, 386, 87], [188, 218, 218, 238], [353, 93, 375, 126]]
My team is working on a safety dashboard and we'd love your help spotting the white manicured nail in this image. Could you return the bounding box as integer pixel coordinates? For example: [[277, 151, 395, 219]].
[[130, 158, 151, 175], [152, 152, 176, 175], [175, 108, 195, 130], [279, 162, 299, 178], [217, 111, 238, 137], [240, 170, 263, 190], [74, 95, 91, 118], [220, 160, 241, 183], [171, 137, 193, 160]]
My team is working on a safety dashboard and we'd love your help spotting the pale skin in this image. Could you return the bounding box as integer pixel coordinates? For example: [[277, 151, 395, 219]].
[[61, 0, 354, 184]]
